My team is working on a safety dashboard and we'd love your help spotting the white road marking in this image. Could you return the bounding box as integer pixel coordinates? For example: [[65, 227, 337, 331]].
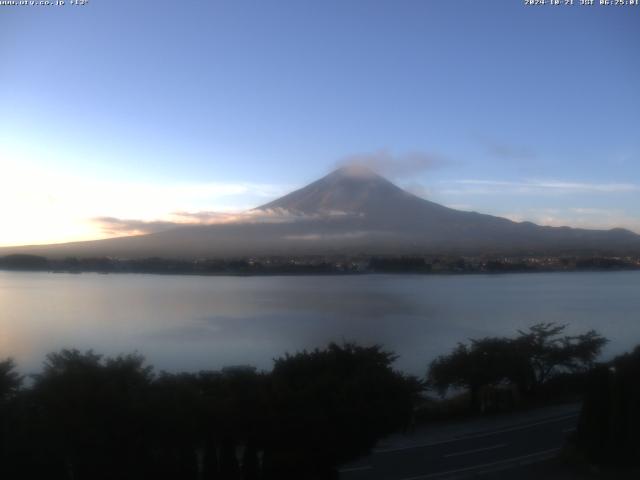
[[374, 413, 578, 454], [398, 447, 561, 480], [443, 443, 507, 458]]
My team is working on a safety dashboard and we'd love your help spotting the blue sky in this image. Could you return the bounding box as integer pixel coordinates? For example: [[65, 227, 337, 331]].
[[1, 0, 639, 245]]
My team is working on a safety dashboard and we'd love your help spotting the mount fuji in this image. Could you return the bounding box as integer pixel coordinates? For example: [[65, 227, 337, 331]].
[[3, 167, 639, 258]]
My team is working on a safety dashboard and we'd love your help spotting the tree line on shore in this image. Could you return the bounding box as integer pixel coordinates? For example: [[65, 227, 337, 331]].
[[0, 323, 637, 479], [1, 253, 639, 275]]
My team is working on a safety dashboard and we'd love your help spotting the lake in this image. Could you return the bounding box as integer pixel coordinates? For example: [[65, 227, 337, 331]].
[[1, 270, 639, 376]]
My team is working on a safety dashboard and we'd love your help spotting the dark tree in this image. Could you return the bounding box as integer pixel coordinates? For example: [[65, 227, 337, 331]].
[[0, 358, 22, 401], [428, 323, 608, 412], [575, 345, 640, 467], [264, 342, 422, 479], [0, 342, 421, 480], [29, 350, 154, 480], [147, 367, 268, 480], [515, 323, 608, 392], [0, 358, 23, 475], [147, 372, 205, 480], [427, 338, 526, 411]]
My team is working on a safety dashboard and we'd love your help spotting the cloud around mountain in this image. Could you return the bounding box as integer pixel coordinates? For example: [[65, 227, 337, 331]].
[[4, 166, 639, 259], [335, 149, 449, 179], [92, 208, 356, 236]]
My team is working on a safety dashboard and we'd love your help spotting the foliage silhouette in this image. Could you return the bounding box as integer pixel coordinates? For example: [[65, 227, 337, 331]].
[[264, 343, 422, 478], [427, 323, 607, 412], [0, 343, 421, 480], [515, 322, 608, 392], [575, 345, 640, 467], [0, 358, 22, 476], [0, 358, 22, 401]]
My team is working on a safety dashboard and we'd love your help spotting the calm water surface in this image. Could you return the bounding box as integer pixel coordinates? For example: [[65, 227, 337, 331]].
[[1, 271, 639, 375]]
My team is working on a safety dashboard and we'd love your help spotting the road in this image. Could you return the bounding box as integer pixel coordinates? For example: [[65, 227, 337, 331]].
[[339, 412, 579, 480]]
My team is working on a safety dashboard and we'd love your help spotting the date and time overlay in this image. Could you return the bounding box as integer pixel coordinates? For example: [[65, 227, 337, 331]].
[[525, 0, 638, 6], [0, 0, 639, 7]]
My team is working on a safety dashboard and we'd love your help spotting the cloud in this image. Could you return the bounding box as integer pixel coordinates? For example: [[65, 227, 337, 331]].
[[443, 203, 474, 211], [171, 208, 337, 224], [93, 217, 184, 235], [502, 208, 640, 233], [441, 179, 640, 195], [0, 156, 293, 246], [91, 208, 355, 236], [483, 141, 536, 161], [283, 232, 369, 241], [336, 149, 448, 178]]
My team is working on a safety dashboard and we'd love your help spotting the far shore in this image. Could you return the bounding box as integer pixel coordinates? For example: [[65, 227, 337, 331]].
[[1, 253, 639, 277]]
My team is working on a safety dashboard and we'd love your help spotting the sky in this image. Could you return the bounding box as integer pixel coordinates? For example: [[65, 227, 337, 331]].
[[1, 0, 639, 246]]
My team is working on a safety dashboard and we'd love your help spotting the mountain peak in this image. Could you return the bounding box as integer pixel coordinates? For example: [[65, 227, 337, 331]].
[[258, 166, 409, 215]]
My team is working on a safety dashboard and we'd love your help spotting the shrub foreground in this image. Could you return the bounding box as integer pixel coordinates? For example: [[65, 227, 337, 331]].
[[0, 324, 636, 479], [0, 343, 420, 480]]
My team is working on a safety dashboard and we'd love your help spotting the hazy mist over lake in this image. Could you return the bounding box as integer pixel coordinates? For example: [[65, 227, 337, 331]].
[[2, 270, 639, 375]]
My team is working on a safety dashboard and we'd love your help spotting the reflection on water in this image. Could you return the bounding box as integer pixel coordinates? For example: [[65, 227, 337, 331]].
[[1, 271, 639, 375]]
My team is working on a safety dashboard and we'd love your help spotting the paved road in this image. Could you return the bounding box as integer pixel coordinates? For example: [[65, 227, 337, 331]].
[[339, 412, 579, 480]]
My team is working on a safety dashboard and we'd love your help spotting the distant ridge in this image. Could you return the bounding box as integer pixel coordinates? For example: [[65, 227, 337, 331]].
[[2, 167, 639, 259]]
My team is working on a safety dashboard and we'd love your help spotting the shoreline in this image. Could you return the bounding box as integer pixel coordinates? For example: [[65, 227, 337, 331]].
[[2, 265, 640, 278]]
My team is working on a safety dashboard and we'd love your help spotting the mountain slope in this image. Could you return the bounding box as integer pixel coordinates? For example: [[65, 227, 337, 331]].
[[258, 166, 640, 252], [2, 167, 640, 258]]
